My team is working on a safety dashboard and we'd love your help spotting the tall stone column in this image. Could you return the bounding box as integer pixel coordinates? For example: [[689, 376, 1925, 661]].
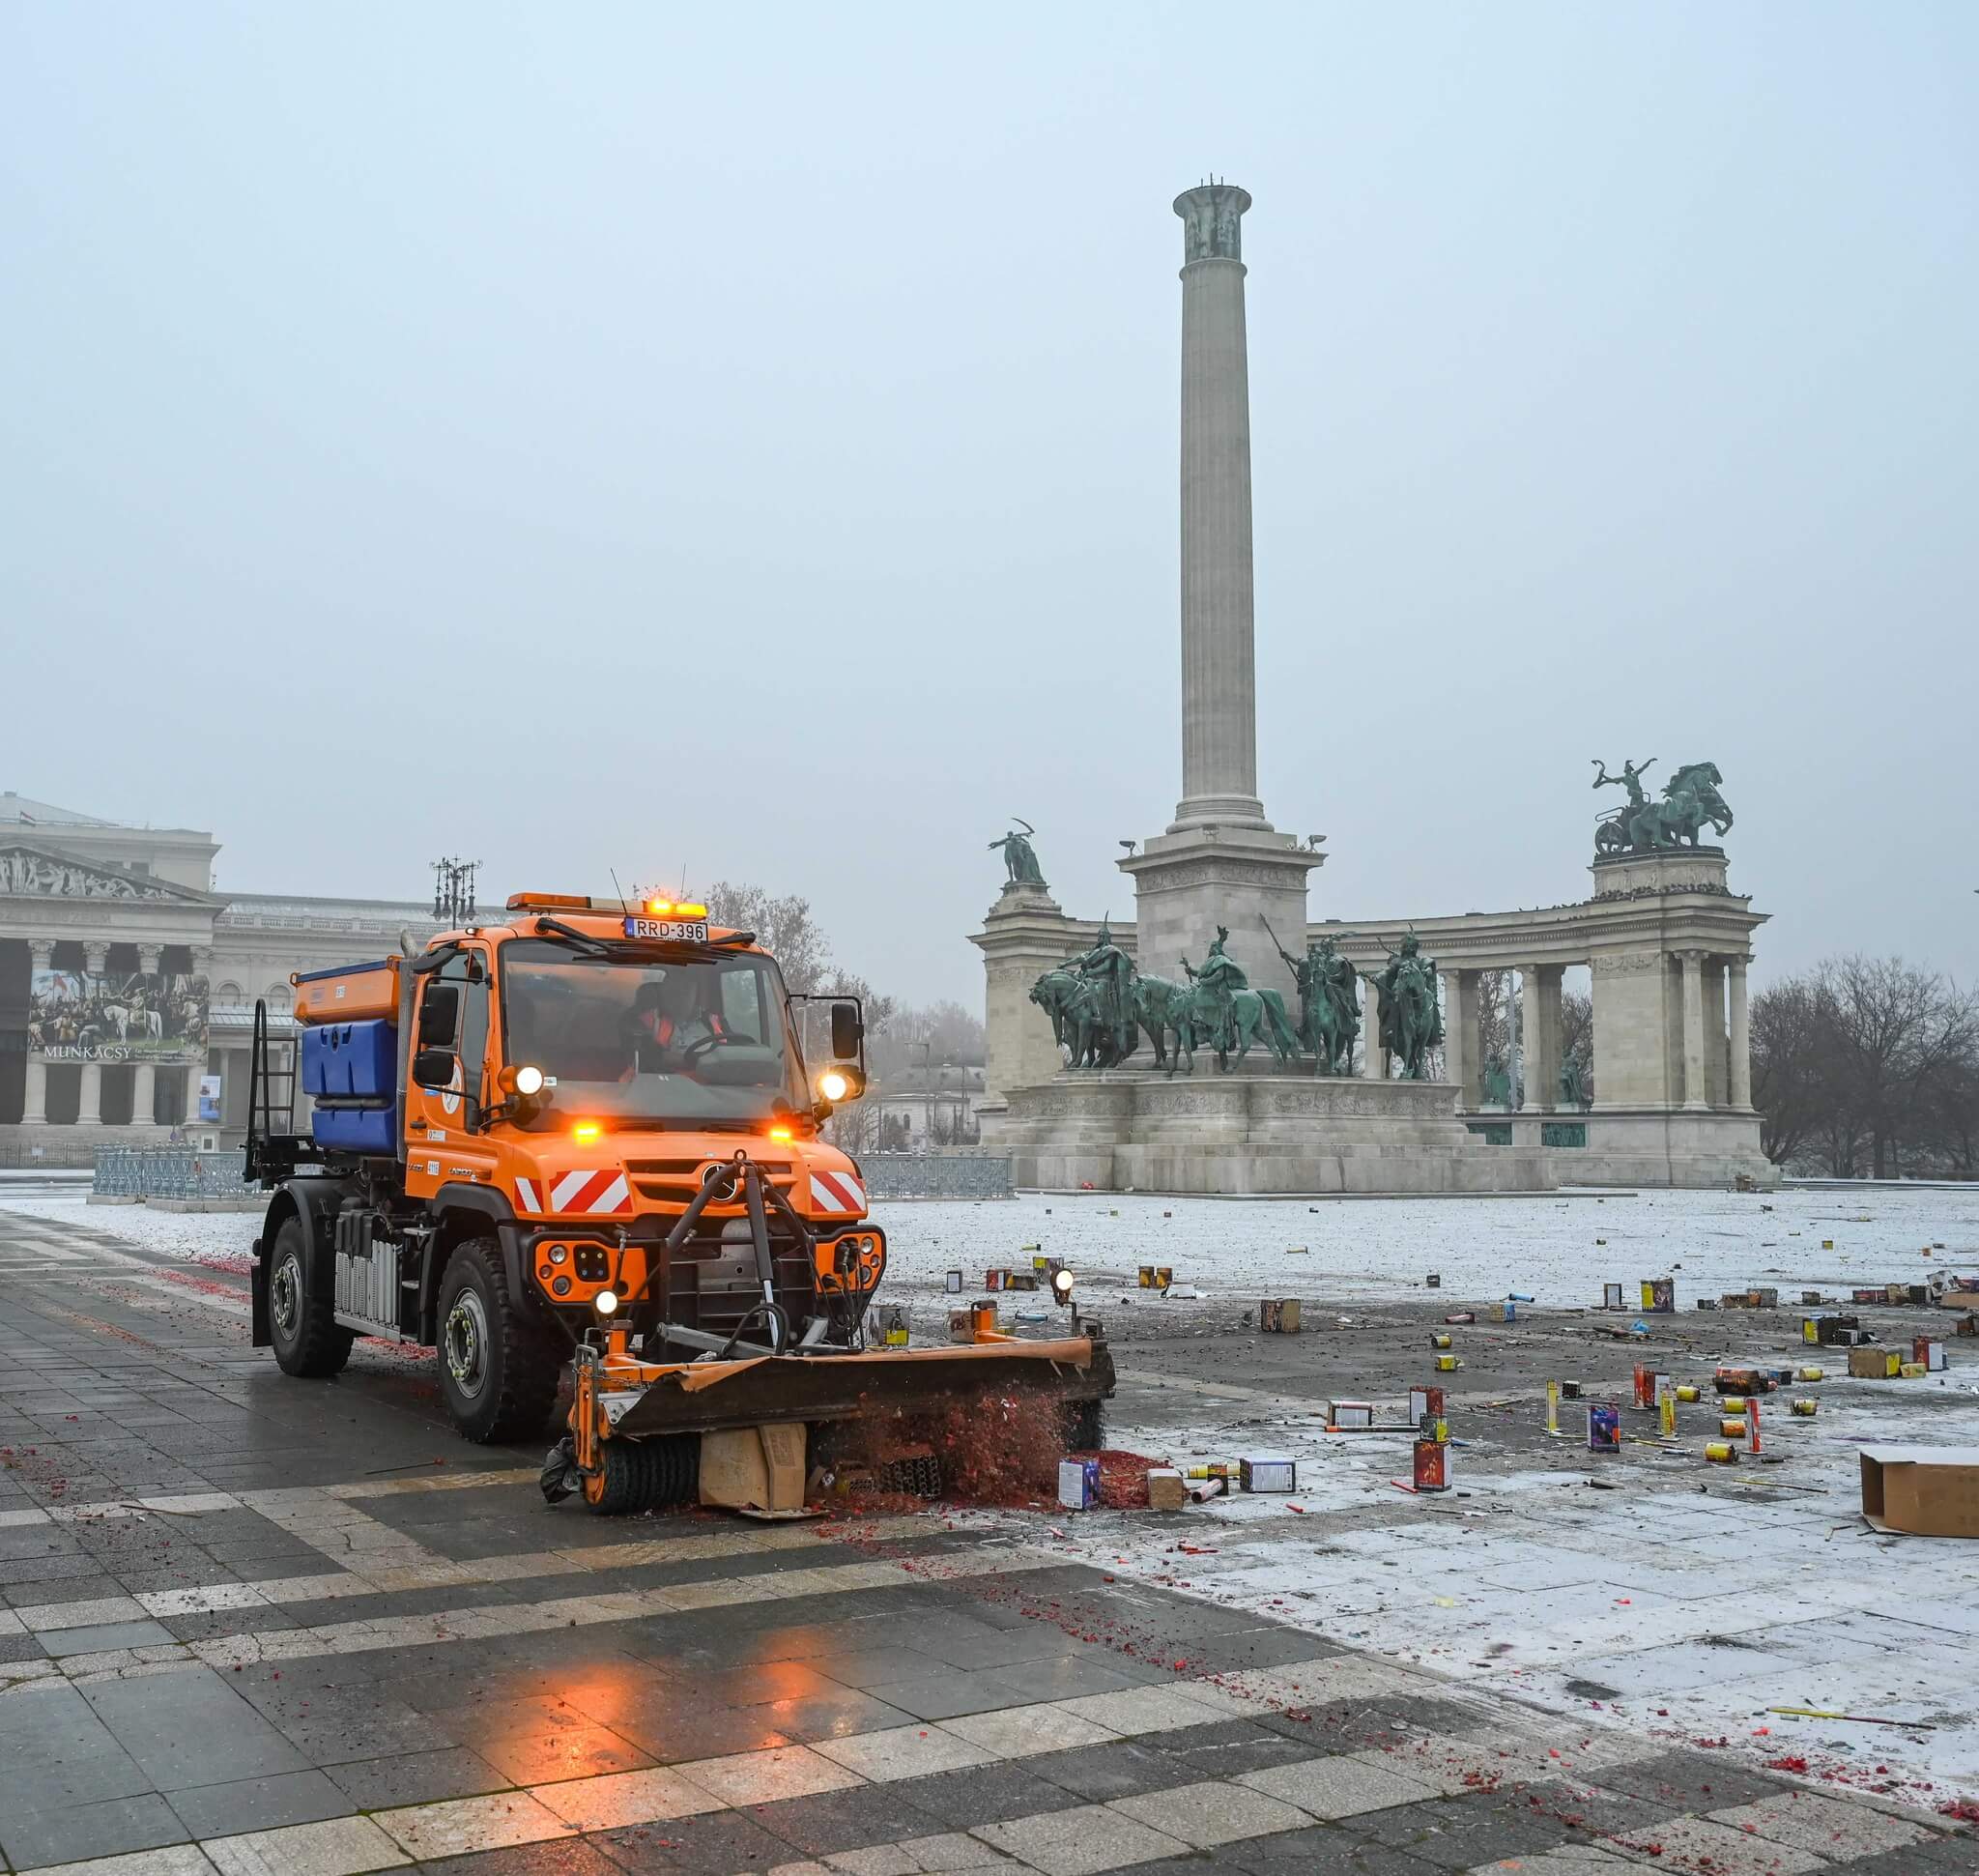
[[1172, 183, 1262, 831], [1121, 183, 1314, 1014], [1679, 950, 1707, 1111], [1443, 970, 1477, 1105], [1728, 957, 1753, 1110]]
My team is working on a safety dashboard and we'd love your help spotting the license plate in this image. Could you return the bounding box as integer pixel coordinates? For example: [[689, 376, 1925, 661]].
[[623, 916, 709, 943]]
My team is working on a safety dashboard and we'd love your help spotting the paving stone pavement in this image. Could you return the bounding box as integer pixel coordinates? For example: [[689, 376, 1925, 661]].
[[1, 1206, 1975, 1876]]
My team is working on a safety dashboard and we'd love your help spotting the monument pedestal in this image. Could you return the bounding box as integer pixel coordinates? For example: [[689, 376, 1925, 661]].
[[996, 1072, 1555, 1196], [973, 881, 1090, 1117], [1117, 824, 1316, 1012]]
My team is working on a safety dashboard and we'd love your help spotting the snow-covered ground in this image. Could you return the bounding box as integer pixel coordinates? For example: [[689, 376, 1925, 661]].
[[8, 1182, 1975, 1308], [865, 1184, 1979, 1313]]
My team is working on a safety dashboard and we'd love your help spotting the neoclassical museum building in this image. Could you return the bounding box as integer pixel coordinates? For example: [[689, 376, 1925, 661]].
[[0, 792, 440, 1159]]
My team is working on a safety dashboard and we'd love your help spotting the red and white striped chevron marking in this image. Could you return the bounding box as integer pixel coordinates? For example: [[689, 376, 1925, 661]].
[[549, 1169, 633, 1215], [809, 1169, 865, 1215], [514, 1176, 542, 1216]]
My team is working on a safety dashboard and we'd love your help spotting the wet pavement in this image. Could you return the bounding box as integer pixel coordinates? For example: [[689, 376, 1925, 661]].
[[0, 1203, 1973, 1874]]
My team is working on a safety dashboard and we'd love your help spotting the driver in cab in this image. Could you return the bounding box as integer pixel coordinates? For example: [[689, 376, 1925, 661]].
[[622, 971, 727, 1079]]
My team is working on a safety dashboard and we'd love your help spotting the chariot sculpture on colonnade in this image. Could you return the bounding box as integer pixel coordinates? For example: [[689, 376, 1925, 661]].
[[1592, 758, 1734, 854]]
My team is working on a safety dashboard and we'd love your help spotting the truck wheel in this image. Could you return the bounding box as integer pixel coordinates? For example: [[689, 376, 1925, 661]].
[[437, 1238, 560, 1445], [267, 1218, 353, 1379]]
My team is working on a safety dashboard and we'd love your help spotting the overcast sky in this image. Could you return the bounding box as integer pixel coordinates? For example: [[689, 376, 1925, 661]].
[[4, 4, 1974, 1005]]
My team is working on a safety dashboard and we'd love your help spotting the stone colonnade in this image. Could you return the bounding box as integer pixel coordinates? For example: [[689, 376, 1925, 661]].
[[1424, 954, 1749, 1113]]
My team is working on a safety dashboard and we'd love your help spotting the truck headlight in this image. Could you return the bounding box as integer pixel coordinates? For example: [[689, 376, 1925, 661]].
[[595, 1289, 619, 1316], [514, 1064, 545, 1096], [818, 1069, 850, 1103]]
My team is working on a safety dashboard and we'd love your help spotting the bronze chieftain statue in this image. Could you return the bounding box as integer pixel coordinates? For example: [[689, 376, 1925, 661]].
[[1171, 927, 1301, 1075], [1593, 759, 1733, 854], [1374, 931, 1444, 1081], [989, 819, 1046, 887], [1266, 918, 1359, 1077]]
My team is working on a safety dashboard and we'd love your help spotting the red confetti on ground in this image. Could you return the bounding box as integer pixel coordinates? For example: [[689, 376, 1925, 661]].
[[1938, 1796, 1979, 1822], [1764, 1756, 1809, 1775]]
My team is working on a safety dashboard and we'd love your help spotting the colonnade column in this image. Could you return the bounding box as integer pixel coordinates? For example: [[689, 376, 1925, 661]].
[[1442, 970, 1476, 1104], [1362, 983, 1387, 1079], [1517, 966, 1548, 1110], [75, 942, 108, 1126], [21, 938, 52, 1124], [1728, 956, 1753, 1110], [1679, 949, 1707, 1111]]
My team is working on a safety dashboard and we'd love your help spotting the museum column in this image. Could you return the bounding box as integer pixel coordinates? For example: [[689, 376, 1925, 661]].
[[1728, 956, 1753, 1110], [132, 945, 160, 1127], [21, 938, 52, 1125], [1362, 982, 1387, 1079], [1679, 950, 1707, 1111], [75, 941, 108, 1125]]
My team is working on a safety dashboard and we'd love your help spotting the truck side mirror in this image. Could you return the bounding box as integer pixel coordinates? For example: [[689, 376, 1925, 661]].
[[418, 984, 461, 1047], [830, 1001, 863, 1059], [413, 1049, 457, 1090]]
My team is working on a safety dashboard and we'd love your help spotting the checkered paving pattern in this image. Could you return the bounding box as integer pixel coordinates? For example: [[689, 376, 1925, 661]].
[[0, 1207, 1972, 1875]]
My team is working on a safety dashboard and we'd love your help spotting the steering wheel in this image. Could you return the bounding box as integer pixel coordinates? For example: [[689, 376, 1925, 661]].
[[682, 1030, 743, 1066]]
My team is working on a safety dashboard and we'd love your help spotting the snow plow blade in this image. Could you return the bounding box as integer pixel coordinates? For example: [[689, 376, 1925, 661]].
[[610, 1335, 1114, 1439]]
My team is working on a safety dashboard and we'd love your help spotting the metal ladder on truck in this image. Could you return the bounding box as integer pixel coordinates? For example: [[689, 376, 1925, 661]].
[[243, 998, 317, 1185]]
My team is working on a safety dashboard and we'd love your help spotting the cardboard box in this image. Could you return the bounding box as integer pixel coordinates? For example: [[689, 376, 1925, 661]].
[[1145, 1467, 1186, 1512], [1259, 1298, 1302, 1334], [1641, 1278, 1675, 1313], [1330, 1399, 1375, 1429], [1240, 1455, 1297, 1493], [1849, 1347, 1902, 1379], [1057, 1458, 1100, 1511], [701, 1424, 807, 1514], [1860, 1446, 1979, 1538]]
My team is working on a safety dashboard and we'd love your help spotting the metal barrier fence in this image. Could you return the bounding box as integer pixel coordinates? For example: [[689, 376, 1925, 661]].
[[862, 1154, 1014, 1200], [93, 1147, 248, 1200], [0, 1145, 99, 1169]]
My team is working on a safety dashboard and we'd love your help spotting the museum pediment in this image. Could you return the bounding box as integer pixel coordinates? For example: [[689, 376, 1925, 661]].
[[0, 843, 212, 905]]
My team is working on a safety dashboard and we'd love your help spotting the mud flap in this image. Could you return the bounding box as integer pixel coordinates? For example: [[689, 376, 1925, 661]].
[[249, 1241, 270, 1347]]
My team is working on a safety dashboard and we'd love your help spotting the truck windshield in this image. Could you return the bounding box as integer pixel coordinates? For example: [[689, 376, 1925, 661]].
[[499, 938, 809, 1128]]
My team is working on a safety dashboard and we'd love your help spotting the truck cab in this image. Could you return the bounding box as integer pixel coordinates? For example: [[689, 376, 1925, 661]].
[[246, 893, 881, 1443]]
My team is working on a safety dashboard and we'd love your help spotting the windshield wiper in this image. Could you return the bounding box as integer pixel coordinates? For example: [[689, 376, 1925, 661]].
[[531, 917, 624, 959]]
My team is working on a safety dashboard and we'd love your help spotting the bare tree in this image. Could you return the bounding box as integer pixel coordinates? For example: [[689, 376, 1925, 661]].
[[1816, 955, 1979, 1178], [1750, 977, 1831, 1167], [1749, 956, 1979, 1177]]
